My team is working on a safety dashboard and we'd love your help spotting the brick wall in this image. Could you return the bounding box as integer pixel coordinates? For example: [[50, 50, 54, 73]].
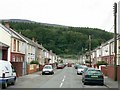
[[107, 66, 114, 80], [117, 66, 120, 80], [101, 65, 120, 80], [11, 62, 23, 77], [27, 64, 39, 74], [101, 66, 107, 76]]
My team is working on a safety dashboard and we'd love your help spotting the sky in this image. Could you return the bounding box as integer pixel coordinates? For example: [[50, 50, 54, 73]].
[[0, 0, 120, 32]]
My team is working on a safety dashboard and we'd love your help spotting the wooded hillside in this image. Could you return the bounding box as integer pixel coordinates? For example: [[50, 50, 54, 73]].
[[3, 21, 113, 58]]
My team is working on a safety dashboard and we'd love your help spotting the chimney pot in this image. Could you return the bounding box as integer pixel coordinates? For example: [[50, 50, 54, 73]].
[[4, 21, 10, 28]]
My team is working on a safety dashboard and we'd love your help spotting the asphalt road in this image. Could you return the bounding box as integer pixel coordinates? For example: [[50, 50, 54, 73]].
[[8, 66, 109, 88]]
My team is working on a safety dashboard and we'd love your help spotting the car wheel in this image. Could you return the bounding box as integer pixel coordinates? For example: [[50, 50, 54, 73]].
[[84, 82, 87, 85], [82, 79, 84, 83], [100, 82, 104, 86], [2, 81, 7, 89], [11, 78, 16, 85]]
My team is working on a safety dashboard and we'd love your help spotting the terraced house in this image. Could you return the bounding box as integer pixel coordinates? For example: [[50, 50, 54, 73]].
[[0, 22, 59, 77], [81, 37, 120, 80]]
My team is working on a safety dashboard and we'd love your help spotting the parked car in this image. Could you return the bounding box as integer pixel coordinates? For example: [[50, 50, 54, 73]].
[[0, 60, 16, 89], [82, 68, 104, 85], [77, 65, 87, 75], [74, 63, 80, 69], [82, 67, 88, 74], [42, 65, 54, 75], [57, 64, 64, 69]]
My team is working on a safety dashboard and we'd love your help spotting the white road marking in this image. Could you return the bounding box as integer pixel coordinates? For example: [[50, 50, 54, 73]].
[[59, 75, 66, 88], [60, 83, 63, 88], [62, 76, 66, 82]]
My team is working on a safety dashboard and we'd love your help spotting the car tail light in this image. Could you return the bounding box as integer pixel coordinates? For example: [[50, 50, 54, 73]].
[[99, 75, 104, 78], [85, 74, 89, 78]]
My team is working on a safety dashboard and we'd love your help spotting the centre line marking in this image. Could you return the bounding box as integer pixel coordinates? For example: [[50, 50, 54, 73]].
[[60, 75, 66, 88], [62, 75, 66, 82], [60, 83, 63, 88]]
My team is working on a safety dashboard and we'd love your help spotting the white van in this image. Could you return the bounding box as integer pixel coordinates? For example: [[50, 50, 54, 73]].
[[0, 60, 16, 89]]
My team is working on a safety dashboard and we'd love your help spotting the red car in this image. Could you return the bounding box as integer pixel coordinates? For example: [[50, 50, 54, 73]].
[[57, 64, 64, 69]]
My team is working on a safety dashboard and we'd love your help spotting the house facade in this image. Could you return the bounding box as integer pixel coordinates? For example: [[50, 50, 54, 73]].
[[0, 22, 59, 76], [0, 23, 11, 61], [0, 23, 27, 77]]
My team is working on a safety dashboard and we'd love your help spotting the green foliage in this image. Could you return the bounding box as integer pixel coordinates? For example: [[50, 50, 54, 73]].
[[7, 22, 113, 58], [30, 60, 39, 65], [85, 60, 92, 63], [96, 61, 108, 67]]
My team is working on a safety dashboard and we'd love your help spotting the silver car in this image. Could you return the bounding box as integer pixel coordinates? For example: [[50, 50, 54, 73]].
[[42, 65, 54, 75], [77, 65, 87, 75]]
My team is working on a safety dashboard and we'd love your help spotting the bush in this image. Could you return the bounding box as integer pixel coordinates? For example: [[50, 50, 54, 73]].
[[96, 61, 108, 67], [30, 60, 39, 65]]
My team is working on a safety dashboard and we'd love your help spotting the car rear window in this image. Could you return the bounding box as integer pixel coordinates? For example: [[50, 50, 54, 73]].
[[44, 66, 52, 69], [87, 70, 102, 75]]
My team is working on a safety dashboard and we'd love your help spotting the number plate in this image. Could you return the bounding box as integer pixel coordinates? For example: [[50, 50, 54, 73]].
[[45, 72, 49, 73], [91, 76, 98, 78]]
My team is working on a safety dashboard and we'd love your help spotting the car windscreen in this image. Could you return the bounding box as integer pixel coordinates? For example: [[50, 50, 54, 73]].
[[44, 66, 52, 69], [77, 66, 83, 69]]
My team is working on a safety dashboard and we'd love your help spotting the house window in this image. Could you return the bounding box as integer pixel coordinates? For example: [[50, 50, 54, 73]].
[[13, 39, 16, 51], [12, 56, 15, 62]]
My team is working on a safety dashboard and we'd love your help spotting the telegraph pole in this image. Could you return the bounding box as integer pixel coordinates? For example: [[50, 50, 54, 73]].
[[89, 35, 91, 67], [113, 2, 117, 81]]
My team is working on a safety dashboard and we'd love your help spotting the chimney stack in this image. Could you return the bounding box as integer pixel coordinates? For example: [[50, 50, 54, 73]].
[[32, 37, 35, 42], [4, 21, 10, 28]]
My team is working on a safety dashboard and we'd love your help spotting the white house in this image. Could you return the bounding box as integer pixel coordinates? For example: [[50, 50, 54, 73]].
[[0, 23, 11, 61]]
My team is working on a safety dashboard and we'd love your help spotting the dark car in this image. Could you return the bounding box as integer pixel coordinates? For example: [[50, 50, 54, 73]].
[[82, 68, 104, 85]]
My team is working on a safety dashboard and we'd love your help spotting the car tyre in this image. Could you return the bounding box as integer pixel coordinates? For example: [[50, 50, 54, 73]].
[[42, 73, 44, 75], [11, 78, 16, 85], [2, 81, 7, 89], [83, 82, 87, 85], [100, 82, 104, 86]]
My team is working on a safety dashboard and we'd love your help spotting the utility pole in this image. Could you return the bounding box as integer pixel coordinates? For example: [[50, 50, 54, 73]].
[[82, 47, 84, 64], [113, 2, 117, 81], [89, 35, 91, 67]]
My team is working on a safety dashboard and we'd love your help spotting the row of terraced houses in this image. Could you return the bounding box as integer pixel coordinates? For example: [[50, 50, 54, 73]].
[[0, 22, 60, 77], [79, 37, 120, 80]]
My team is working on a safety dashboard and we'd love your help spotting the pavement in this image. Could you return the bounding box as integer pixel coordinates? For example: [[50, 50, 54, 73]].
[[104, 76, 118, 89], [16, 71, 119, 89]]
